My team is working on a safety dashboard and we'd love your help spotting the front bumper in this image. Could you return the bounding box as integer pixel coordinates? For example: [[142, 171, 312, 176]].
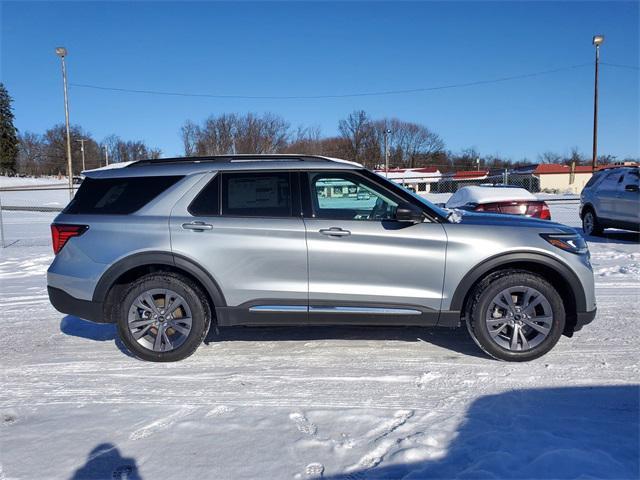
[[48, 286, 105, 323]]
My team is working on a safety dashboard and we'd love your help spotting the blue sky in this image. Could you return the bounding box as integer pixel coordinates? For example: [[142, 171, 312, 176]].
[[1, 1, 638, 161]]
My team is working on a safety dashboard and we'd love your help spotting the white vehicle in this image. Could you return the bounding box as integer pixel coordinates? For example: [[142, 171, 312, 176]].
[[446, 186, 551, 220]]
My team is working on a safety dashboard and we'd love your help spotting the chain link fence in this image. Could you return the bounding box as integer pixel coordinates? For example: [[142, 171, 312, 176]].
[[0, 173, 583, 248]]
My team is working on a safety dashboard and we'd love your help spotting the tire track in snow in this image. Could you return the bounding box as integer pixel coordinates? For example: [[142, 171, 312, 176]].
[[129, 406, 198, 440]]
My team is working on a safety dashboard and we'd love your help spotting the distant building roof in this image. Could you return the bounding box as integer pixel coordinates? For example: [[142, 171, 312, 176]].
[[374, 167, 441, 181], [453, 170, 489, 180]]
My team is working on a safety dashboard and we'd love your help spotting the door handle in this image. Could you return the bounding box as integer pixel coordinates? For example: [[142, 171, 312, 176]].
[[182, 221, 213, 231], [319, 227, 351, 237]]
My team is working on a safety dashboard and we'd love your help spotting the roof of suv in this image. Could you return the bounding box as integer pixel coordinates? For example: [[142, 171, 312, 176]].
[[84, 154, 363, 179]]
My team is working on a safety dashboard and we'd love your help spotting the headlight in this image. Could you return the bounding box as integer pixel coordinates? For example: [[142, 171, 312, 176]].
[[540, 233, 588, 255]]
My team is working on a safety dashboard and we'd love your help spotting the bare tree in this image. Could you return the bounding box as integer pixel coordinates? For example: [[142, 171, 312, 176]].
[[372, 118, 444, 168], [338, 110, 374, 165], [539, 152, 562, 164]]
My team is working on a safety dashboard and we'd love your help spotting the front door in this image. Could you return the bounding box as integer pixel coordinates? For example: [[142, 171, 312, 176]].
[[302, 171, 448, 325]]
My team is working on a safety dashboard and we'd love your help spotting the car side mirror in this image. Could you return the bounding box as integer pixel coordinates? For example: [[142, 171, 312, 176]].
[[625, 184, 639, 193], [395, 205, 423, 223]]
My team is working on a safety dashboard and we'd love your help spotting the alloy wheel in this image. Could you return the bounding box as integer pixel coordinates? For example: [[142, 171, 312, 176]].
[[127, 288, 193, 352], [485, 286, 553, 351]]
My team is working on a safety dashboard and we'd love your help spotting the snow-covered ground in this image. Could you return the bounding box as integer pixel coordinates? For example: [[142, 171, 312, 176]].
[[0, 185, 638, 479]]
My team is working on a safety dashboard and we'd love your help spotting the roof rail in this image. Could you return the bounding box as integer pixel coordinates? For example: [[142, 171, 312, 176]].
[[129, 154, 353, 167]]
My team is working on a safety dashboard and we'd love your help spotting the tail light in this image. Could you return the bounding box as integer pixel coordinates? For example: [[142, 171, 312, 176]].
[[475, 201, 551, 220], [51, 224, 88, 254], [526, 202, 551, 220]]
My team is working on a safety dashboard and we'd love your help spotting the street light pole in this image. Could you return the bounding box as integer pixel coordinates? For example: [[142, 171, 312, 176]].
[[104, 145, 109, 166], [55, 47, 74, 199], [76, 138, 86, 171], [383, 128, 391, 177], [592, 35, 604, 172]]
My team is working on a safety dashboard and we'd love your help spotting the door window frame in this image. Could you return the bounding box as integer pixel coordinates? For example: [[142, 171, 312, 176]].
[[302, 170, 426, 222], [188, 170, 302, 219]]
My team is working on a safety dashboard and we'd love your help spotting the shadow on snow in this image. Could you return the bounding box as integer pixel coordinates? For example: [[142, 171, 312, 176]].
[[60, 315, 135, 357], [59, 315, 489, 360], [321, 385, 640, 480], [70, 443, 141, 480]]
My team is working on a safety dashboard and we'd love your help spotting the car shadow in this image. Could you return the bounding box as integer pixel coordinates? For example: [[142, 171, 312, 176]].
[[59, 316, 135, 358], [580, 228, 640, 244], [320, 385, 640, 479], [69, 442, 142, 480], [204, 325, 488, 359]]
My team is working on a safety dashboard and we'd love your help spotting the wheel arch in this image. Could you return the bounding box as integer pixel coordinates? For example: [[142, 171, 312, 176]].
[[451, 252, 586, 335], [94, 251, 226, 323]]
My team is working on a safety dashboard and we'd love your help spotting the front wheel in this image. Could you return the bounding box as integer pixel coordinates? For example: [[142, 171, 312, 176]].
[[117, 273, 211, 362], [466, 271, 565, 362]]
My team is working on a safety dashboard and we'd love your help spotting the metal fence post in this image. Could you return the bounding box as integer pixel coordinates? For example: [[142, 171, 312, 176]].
[[0, 194, 5, 248]]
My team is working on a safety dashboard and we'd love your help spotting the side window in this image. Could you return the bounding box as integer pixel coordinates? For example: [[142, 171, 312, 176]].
[[189, 176, 220, 216], [622, 170, 639, 189], [64, 176, 183, 215], [309, 172, 399, 221], [599, 170, 622, 190], [221, 171, 292, 217]]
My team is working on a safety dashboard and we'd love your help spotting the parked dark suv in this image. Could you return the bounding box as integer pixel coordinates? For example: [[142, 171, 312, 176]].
[[581, 166, 640, 235], [48, 155, 597, 362]]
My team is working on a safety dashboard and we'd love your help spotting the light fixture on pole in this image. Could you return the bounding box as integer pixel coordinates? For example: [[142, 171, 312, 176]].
[[76, 138, 86, 172], [591, 35, 604, 172], [55, 47, 74, 199]]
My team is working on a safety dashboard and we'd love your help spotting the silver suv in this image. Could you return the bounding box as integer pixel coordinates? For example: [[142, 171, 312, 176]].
[[580, 166, 640, 236], [47, 155, 596, 362]]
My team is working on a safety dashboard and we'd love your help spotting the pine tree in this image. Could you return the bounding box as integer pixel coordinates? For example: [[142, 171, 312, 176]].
[[0, 83, 19, 175]]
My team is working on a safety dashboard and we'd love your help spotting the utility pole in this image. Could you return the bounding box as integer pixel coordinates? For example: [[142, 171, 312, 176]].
[[104, 145, 109, 166], [592, 35, 604, 172], [77, 138, 86, 171], [383, 127, 391, 177], [55, 47, 74, 199]]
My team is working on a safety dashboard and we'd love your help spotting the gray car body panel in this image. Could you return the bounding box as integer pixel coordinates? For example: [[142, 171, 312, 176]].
[[47, 155, 596, 332], [580, 166, 640, 231]]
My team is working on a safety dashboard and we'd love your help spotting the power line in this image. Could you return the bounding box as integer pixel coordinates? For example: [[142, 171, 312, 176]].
[[69, 63, 593, 100], [601, 62, 640, 70]]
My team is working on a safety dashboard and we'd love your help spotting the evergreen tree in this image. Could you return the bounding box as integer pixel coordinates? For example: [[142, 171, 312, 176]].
[[0, 83, 19, 174]]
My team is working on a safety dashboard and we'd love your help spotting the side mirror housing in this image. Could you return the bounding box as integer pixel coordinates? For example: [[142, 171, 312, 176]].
[[625, 184, 639, 193], [395, 205, 423, 223]]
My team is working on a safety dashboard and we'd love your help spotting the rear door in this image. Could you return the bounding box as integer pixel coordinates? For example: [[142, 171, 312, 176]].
[[302, 170, 447, 324], [169, 171, 308, 324]]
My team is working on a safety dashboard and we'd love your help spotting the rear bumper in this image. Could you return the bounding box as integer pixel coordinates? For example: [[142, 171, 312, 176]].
[[573, 308, 597, 333], [48, 286, 105, 323]]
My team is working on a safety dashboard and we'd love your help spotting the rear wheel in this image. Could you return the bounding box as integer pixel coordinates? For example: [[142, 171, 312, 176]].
[[117, 273, 211, 362], [582, 209, 603, 236], [466, 271, 565, 362]]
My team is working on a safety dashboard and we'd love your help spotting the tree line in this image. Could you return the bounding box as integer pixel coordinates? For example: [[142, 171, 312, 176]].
[[16, 125, 161, 176], [1, 82, 636, 177]]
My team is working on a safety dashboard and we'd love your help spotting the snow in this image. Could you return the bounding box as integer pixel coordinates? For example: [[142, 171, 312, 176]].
[[445, 186, 537, 208], [0, 184, 638, 479]]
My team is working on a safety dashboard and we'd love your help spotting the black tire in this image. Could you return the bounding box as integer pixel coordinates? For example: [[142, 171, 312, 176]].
[[117, 272, 211, 362], [466, 270, 565, 362], [582, 208, 603, 236]]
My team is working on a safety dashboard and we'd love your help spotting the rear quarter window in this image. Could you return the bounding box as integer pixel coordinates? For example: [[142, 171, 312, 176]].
[[64, 176, 183, 214]]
